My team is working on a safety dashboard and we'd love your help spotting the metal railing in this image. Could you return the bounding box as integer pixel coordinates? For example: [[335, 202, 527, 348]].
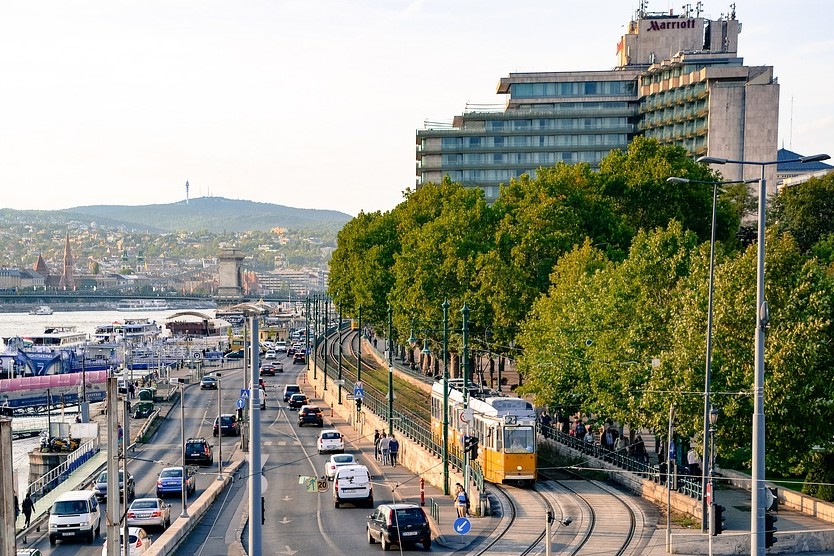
[[429, 498, 440, 524], [26, 437, 100, 503]]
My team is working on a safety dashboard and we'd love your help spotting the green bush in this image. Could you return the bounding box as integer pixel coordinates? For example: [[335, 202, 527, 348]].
[[802, 452, 834, 502]]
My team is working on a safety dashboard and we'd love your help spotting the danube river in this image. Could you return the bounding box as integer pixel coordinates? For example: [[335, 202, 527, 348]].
[[0, 307, 214, 345]]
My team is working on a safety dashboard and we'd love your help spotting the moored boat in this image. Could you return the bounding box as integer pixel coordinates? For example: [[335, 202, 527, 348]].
[[28, 305, 54, 316]]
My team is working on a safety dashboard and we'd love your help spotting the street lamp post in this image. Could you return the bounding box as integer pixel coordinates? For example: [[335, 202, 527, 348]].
[[697, 152, 830, 555], [178, 382, 188, 518], [708, 407, 720, 555], [387, 305, 394, 436], [357, 305, 362, 383], [442, 300, 450, 495], [338, 304, 343, 405], [323, 296, 329, 391], [216, 373, 223, 481], [667, 175, 757, 532]]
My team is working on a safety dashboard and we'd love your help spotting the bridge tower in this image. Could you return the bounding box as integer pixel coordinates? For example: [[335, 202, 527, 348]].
[[216, 248, 246, 302]]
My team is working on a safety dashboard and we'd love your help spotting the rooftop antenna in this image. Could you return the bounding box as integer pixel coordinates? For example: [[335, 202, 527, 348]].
[[696, 1, 703, 17], [186, 180, 190, 204]]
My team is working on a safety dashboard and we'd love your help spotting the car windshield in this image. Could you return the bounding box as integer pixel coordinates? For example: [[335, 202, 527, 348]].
[[131, 500, 158, 509], [333, 455, 353, 464], [52, 500, 88, 515], [219, 416, 234, 425], [160, 468, 182, 478], [393, 508, 427, 525], [322, 432, 340, 440], [98, 471, 124, 482]]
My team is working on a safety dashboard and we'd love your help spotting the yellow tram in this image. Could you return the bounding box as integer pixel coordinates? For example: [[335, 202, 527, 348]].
[[431, 381, 537, 485]]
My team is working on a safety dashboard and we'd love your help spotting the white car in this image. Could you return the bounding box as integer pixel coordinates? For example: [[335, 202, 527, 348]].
[[264, 350, 277, 360], [317, 429, 345, 454], [127, 497, 171, 530], [275, 341, 287, 353], [101, 527, 152, 555], [325, 453, 357, 480]]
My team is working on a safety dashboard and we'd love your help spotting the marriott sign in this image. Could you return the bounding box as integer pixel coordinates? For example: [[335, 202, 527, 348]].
[[646, 19, 696, 31]]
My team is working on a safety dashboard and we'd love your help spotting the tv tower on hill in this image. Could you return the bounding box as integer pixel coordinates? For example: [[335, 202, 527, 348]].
[[185, 180, 190, 204]]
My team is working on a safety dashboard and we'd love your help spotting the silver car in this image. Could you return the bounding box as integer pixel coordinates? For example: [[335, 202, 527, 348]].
[[126, 497, 171, 530]]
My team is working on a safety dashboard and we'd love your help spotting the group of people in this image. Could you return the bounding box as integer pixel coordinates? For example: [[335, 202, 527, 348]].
[[373, 430, 400, 466], [538, 411, 651, 464], [13, 491, 35, 529]]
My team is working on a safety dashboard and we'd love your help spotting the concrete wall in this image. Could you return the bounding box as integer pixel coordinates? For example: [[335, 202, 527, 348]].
[[720, 468, 834, 524]]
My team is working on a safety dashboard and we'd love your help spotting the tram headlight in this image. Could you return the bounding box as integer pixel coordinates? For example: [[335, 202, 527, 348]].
[[517, 465, 522, 471]]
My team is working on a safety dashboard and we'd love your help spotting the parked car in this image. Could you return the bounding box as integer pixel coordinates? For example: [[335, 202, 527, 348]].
[[100, 526, 152, 556], [200, 376, 218, 390], [184, 437, 214, 466], [213, 414, 241, 437], [324, 453, 356, 479], [292, 352, 306, 364], [333, 464, 372, 508], [283, 384, 301, 402], [93, 470, 135, 502], [288, 393, 308, 410], [317, 429, 345, 453], [366, 503, 431, 551], [126, 498, 172, 530], [156, 466, 196, 498], [298, 405, 324, 427]]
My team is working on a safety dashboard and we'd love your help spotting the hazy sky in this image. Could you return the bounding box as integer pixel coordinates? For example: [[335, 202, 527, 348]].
[[1, 1, 831, 217]]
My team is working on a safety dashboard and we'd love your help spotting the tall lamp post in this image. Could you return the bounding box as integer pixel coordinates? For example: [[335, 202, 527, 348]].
[[697, 152, 830, 555], [667, 175, 757, 532], [387, 305, 394, 436], [178, 382, 188, 518], [708, 407, 720, 555], [216, 373, 223, 481], [338, 304, 343, 405]]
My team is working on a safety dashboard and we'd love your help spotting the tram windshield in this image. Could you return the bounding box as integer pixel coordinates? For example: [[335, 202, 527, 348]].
[[504, 427, 534, 453]]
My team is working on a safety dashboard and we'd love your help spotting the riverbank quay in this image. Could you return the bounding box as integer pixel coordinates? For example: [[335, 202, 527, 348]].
[[13, 362, 245, 551]]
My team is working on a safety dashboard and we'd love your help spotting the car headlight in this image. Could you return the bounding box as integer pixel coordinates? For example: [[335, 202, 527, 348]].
[[49, 523, 58, 530], [79, 520, 89, 526]]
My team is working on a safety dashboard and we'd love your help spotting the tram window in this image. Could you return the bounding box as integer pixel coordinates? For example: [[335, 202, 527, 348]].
[[504, 428, 534, 453]]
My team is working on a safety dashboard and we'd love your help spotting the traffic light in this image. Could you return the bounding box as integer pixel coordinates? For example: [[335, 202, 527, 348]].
[[356, 398, 362, 413], [712, 504, 725, 535], [463, 436, 479, 459], [765, 512, 778, 548]]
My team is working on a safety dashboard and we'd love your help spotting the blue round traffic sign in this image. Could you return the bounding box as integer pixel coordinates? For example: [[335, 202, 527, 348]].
[[453, 517, 471, 535], [236, 398, 245, 410]]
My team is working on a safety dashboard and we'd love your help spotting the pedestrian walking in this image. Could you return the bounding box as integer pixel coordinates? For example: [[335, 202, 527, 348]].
[[388, 435, 399, 467], [14, 493, 19, 523], [380, 434, 391, 466], [373, 430, 381, 461], [453, 483, 468, 518], [22, 492, 34, 528]]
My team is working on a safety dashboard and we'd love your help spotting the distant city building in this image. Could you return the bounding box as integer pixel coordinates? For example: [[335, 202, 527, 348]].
[[417, 4, 781, 199], [59, 231, 76, 290], [777, 148, 834, 190]]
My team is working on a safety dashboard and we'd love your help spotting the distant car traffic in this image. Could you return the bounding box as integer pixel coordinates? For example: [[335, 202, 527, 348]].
[[325, 453, 356, 479], [156, 466, 195, 498], [317, 429, 345, 453], [126, 498, 172, 531], [288, 393, 308, 410], [184, 437, 214, 466], [213, 414, 241, 437], [366, 503, 431, 551], [298, 405, 323, 426], [93, 470, 135, 502], [200, 376, 218, 390]]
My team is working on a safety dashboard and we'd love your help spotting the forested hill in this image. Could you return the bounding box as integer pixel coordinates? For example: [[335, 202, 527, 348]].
[[35, 196, 352, 234]]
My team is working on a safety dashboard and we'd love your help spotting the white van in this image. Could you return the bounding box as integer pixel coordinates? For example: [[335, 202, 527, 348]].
[[333, 464, 373, 508], [49, 489, 102, 546]]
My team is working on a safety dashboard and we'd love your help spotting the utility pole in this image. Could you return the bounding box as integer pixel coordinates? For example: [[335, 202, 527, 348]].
[[106, 377, 120, 556], [1, 418, 14, 556], [248, 316, 262, 556]]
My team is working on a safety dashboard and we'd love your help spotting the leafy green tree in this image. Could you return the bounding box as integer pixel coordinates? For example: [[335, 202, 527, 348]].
[[772, 173, 834, 253]]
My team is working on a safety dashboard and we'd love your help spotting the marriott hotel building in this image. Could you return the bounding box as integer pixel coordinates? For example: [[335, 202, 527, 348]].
[[416, 7, 779, 200]]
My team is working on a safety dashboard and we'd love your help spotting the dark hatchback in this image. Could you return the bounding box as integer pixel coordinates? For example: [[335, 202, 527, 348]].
[[367, 503, 431, 551], [213, 414, 241, 437], [184, 437, 214, 466], [288, 393, 309, 410], [259, 365, 276, 377], [297, 405, 323, 426]]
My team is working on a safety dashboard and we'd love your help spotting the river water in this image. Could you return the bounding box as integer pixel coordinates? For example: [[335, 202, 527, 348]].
[[1, 308, 211, 498]]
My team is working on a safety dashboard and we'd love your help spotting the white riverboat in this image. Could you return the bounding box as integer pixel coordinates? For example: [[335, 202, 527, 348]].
[[28, 305, 54, 316], [115, 299, 171, 312]]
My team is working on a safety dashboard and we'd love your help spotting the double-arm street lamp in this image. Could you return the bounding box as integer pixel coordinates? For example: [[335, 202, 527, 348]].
[[697, 152, 830, 555], [666, 175, 757, 532]]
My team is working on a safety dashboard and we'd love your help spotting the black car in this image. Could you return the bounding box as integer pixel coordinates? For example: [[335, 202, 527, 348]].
[[298, 405, 323, 426], [213, 414, 241, 437], [367, 503, 431, 551], [224, 349, 245, 360], [292, 352, 306, 364], [200, 376, 218, 390], [93, 470, 136, 502], [131, 401, 154, 419], [288, 393, 309, 410], [259, 365, 276, 377], [184, 437, 214, 466]]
